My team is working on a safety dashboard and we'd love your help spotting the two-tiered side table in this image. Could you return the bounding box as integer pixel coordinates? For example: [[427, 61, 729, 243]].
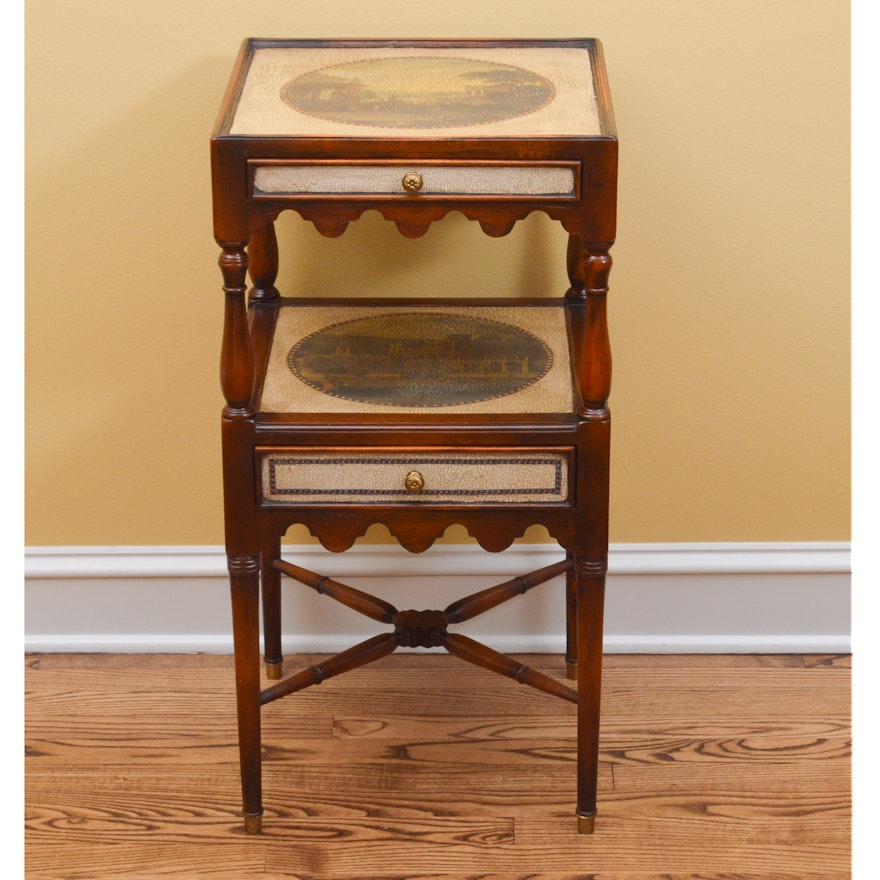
[[211, 38, 617, 834]]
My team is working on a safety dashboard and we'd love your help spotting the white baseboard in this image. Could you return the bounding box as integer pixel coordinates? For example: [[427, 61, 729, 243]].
[[24, 542, 852, 654]]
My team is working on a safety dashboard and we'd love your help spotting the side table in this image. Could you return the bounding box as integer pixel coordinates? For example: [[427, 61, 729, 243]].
[[211, 38, 618, 834]]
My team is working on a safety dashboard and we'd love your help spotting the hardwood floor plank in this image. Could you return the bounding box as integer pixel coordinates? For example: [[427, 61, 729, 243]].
[[27, 809, 513, 849], [27, 768, 570, 823], [26, 847, 268, 880], [333, 714, 851, 741], [802, 653, 852, 668], [257, 874, 848, 880], [329, 721, 851, 769], [28, 652, 238, 671], [259, 821, 849, 876], [600, 732, 851, 765], [578, 790, 849, 822], [26, 651, 847, 670], [260, 756, 610, 796], [612, 759, 851, 792], [602, 653, 810, 668]]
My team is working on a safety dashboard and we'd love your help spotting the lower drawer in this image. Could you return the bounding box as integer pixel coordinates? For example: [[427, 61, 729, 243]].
[[258, 448, 572, 505]]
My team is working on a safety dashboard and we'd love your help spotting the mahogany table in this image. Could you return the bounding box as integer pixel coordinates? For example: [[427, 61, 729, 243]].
[[211, 38, 618, 834]]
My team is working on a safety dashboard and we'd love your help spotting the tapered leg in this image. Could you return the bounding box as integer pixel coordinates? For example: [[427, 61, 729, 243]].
[[219, 235, 264, 833], [565, 560, 577, 680], [575, 558, 606, 834], [567, 232, 613, 831], [229, 553, 263, 833], [260, 536, 283, 679]]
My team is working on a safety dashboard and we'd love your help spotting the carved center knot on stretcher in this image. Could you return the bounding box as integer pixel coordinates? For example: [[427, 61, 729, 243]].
[[393, 609, 449, 648]]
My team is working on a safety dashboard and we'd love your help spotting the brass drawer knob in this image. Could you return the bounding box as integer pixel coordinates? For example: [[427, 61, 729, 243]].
[[404, 470, 425, 493], [401, 171, 423, 193]]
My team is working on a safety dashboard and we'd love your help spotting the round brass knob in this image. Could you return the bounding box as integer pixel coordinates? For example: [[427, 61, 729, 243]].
[[401, 171, 423, 194], [404, 470, 425, 493]]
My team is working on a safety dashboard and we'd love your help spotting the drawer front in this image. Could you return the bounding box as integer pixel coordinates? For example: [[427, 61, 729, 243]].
[[259, 448, 571, 505], [251, 162, 578, 198]]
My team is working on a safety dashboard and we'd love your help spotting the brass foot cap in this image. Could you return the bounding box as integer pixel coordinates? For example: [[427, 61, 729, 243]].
[[243, 812, 263, 834], [566, 660, 578, 680], [265, 660, 283, 680], [577, 813, 596, 834]]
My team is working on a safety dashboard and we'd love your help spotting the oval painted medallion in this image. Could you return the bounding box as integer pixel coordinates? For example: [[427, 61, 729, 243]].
[[281, 56, 555, 129], [287, 312, 553, 407]]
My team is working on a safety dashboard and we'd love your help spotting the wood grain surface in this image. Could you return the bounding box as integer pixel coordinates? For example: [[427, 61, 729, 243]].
[[25, 652, 851, 879]]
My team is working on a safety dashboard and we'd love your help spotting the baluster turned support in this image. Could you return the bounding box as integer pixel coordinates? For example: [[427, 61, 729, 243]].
[[218, 242, 255, 417], [247, 222, 280, 302], [565, 235, 613, 416]]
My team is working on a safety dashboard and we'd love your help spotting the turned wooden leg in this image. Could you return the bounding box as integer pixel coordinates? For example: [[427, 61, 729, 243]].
[[229, 553, 263, 833], [565, 560, 577, 680], [567, 233, 613, 831], [261, 536, 283, 680], [575, 557, 606, 834]]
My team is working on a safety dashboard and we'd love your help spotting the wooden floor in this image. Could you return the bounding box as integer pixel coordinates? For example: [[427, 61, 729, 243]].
[[25, 652, 851, 880]]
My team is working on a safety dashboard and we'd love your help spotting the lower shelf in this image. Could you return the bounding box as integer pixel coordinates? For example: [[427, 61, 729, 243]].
[[259, 302, 575, 416]]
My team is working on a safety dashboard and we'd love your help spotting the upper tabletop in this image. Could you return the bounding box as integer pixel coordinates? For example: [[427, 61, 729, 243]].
[[215, 39, 614, 140]]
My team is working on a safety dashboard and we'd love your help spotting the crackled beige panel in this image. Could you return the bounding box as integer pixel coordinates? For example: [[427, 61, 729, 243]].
[[252, 163, 577, 196], [231, 46, 600, 137], [259, 305, 573, 415], [260, 450, 570, 504]]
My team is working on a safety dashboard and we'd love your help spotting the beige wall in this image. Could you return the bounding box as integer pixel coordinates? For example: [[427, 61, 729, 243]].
[[25, 0, 850, 547]]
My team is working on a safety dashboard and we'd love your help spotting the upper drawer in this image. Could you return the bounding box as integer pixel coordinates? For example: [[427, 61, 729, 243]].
[[250, 161, 579, 198]]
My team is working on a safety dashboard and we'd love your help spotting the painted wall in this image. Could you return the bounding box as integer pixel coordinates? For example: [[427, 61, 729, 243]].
[[25, 0, 850, 546]]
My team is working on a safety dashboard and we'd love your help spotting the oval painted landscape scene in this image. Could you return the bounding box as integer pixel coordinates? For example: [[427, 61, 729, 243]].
[[287, 312, 553, 407], [281, 56, 555, 129]]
